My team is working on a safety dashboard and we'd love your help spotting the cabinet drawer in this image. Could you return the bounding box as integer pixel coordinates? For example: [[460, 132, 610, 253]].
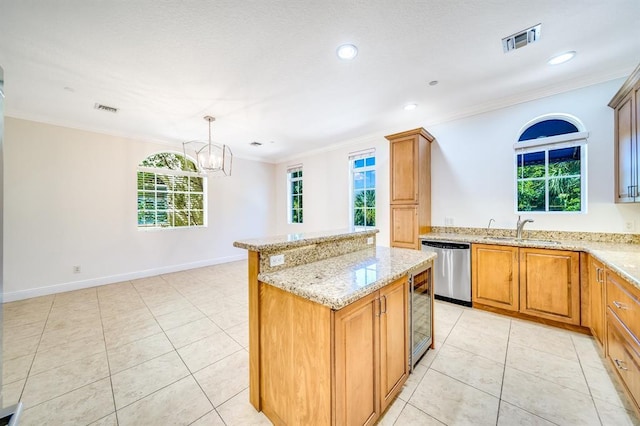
[[607, 271, 640, 339], [606, 309, 640, 408]]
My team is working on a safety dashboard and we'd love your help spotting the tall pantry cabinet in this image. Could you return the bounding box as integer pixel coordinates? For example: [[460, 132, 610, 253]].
[[386, 128, 435, 249]]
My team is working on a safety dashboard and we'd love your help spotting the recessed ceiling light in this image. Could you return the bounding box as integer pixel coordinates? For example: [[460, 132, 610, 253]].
[[428, 80, 439, 86], [336, 44, 358, 60], [548, 51, 576, 65], [404, 103, 417, 111]]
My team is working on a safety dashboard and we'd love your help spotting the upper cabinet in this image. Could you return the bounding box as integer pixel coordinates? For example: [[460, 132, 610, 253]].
[[386, 128, 435, 249], [609, 63, 640, 203]]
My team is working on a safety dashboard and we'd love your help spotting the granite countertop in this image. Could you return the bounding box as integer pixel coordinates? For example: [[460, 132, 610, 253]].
[[258, 246, 436, 310], [233, 228, 378, 252], [419, 232, 640, 289]]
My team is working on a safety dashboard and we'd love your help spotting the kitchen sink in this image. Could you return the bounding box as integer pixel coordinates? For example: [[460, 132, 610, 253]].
[[481, 236, 562, 245], [520, 239, 562, 245], [482, 236, 515, 241]]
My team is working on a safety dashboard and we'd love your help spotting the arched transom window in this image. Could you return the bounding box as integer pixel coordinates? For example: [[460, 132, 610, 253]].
[[137, 152, 206, 228], [515, 114, 588, 213]]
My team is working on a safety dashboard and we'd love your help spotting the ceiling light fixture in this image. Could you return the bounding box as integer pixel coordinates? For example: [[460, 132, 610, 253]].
[[548, 51, 576, 65], [404, 103, 417, 111], [183, 116, 233, 176], [336, 44, 358, 60]]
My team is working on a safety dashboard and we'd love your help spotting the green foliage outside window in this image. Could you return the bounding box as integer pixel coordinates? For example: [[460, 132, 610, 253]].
[[289, 170, 303, 223], [137, 153, 205, 228]]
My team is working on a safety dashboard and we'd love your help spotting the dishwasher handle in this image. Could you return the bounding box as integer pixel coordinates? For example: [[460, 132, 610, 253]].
[[421, 240, 470, 250]]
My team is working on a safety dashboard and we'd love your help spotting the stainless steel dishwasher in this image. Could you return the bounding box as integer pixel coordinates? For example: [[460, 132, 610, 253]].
[[421, 240, 471, 306]]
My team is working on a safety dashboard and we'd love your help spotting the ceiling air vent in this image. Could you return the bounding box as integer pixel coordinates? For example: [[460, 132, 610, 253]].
[[94, 103, 118, 113], [250, 141, 263, 147], [502, 24, 541, 53]]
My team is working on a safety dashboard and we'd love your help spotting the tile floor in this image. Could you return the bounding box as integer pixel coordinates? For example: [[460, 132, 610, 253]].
[[2, 260, 639, 425]]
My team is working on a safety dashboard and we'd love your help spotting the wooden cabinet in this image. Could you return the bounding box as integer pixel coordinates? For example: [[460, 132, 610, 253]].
[[472, 244, 519, 311], [260, 276, 409, 425], [387, 128, 434, 249], [589, 256, 606, 347], [472, 244, 581, 325], [519, 248, 581, 325], [609, 63, 640, 203], [605, 269, 640, 413]]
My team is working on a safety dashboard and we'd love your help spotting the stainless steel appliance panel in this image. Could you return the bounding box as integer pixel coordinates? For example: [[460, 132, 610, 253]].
[[421, 240, 471, 306]]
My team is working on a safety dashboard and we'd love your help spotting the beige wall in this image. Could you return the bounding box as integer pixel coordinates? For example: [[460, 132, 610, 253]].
[[4, 118, 276, 300]]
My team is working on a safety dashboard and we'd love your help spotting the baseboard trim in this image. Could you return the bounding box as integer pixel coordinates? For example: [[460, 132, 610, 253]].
[[3, 254, 248, 302]]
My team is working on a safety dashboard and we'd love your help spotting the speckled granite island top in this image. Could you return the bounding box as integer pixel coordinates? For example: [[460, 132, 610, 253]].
[[233, 228, 378, 252], [258, 246, 436, 310], [420, 232, 640, 290]]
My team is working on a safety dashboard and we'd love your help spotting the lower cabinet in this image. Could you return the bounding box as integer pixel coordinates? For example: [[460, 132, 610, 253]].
[[260, 276, 409, 425], [589, 256, 606, 347], [472, 244, 581, 325]]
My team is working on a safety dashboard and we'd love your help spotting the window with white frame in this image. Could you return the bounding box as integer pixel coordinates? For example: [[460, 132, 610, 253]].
[[287, 165, 303, 224], [137, 152, 206, 228], [350, 150, 376, 227], [515, 115, 588, 213]]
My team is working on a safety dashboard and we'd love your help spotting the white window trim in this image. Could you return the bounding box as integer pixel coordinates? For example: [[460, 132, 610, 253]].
[[287, 164, 303, 224], [349, 150, 376, 229]]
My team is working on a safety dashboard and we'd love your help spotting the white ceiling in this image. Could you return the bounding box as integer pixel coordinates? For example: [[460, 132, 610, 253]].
[[1, 1, 639, 162]]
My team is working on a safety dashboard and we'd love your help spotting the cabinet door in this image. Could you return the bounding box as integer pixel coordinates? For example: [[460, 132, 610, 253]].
[[334, 291, 380, 426], [616, 93, 636, 202], [472, 244, 519, 311], [519, 248, 581, 325], [379, 277, 409, 412], [589, 256, 605, 347], [390, 205, 418, 249], [390, 136, 418, 204]]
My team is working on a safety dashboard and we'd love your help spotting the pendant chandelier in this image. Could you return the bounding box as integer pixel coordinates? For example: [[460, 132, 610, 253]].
[[183, 116, 233, 176]]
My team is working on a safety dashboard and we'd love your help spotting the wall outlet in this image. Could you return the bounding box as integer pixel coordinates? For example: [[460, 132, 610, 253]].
[[270, 254, 285, 267], [444, 217, 455, 226], [73, 265, 81, 274], [367, 237, 374, 245], [625, 221, 636, 232]]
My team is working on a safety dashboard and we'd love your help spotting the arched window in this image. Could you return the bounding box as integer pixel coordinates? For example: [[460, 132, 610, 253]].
[[515, 114, 588, 213], [137, 152, 206, 228]]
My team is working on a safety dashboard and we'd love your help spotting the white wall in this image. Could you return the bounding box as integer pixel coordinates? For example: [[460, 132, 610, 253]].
[[275, 78, 640, 242], [4, 118, 276, 301], [275, 136, 390, 246]]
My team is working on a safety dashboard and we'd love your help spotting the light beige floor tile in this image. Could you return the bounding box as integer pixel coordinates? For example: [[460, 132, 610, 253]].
[[376, 396, 407, 425], [107, 332, 173, 374], [177, 332, 243, 373], [455, 308, 511, 339], [416, 345, 440, 369], [216, 388, 272, 426], [103, 321, 163, 350], [20, 377, 114, 426], [593, 397, 640, 426], [207, 305, 248, 330], [111, 351, 189, 409], [2, 378, 25, 408], [3, 311, 50, 329], [501, 366, 600, 425], [31, 334, 105, 375], [398, 363, 428, 402], [45, 310, 102, 330], [100, 307, 155, 331], [433, 301, 464, 324], [509, 320, 577, 361], [194, 350, 249, 407], [572, 333, 608, 371], [190, 409, 226, 426], [3, 352, 35, 384], [3, 334, 40, 360], [3, 321, 46, 341], [154, 306, 205, 331], [506, 342, 588, 394], [165, 317, 222, 349], [409, 369, 499, 425], [434, 318, 457, 343], [431, 343, 504, 397], [583, 363, 634, 410], [445, 321, 508, 364], [89, 412, 118, 426], [38, 321, 104, 351], [116, 376, 212, 426], [497, 401, 556, 426], [145, 298, 194, 317], [225, 322, 249, 348], [21, 352, 109, 408], [394, 403, 445, 425]]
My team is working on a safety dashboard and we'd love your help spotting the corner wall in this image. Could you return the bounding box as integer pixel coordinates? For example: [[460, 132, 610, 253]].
[[3, 118, 276, 301]]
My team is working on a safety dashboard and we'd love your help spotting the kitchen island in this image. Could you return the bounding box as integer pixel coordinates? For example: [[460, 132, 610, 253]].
[[233, 229, 436, 425]]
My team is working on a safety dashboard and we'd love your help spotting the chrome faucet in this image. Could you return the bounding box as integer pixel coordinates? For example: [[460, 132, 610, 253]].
[[486, 218, 495, 235], [516, 215, 534, 239]]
